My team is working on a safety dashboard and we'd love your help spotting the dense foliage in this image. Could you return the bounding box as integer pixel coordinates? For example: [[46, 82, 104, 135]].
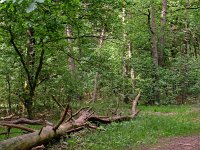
[[0, 0, 199, 118]]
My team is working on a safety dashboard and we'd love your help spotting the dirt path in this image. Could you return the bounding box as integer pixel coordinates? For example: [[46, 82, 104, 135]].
[[138, 135, 200, 150]]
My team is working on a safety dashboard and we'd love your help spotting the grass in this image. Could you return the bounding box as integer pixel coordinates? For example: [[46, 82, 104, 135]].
[[70, 103, 200, 150], [0, 124, 42, 141]]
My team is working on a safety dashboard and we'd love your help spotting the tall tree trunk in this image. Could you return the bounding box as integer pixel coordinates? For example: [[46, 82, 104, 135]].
[[151, 4, 159, 68], [24, 27, 36, 119], [122, 7, 128, 77], [151, 3, 160, 104], [128, 41, 135, 90], [92, 72, 99, 102], [6, 74, 12, 115], [9, 26, 45, 119], [24, 93, 34, 119], [180, 0, 190, 104], [66, 26, 76, 74], [158, 0, 167, 66], [27, 27, 36, 72], [122, 7, 136, 96], [92, 27, 106, 102]]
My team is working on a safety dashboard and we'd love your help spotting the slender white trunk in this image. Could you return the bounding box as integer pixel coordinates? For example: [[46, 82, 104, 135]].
[[92, 27, 106, 102], [66, 26, 76, 73], [158, 0, 167, 66]]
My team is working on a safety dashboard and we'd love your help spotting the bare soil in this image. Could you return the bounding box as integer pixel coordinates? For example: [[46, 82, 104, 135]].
[[138, 135, 200, 150]]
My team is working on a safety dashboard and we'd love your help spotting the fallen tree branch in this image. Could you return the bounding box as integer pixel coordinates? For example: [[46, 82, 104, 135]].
[[0, 123, 36, 133], [0, 93, 141, 150], [0, 114, 15, 120], [131, 91, 141, 117], [65, 107, 90, 122], [0, 118, 45, 125], [53, 105, 69, 131], [51, 95, 65, 111]]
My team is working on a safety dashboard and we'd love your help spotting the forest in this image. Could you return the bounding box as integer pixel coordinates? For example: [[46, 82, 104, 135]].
[[0, 0, 199, 150]]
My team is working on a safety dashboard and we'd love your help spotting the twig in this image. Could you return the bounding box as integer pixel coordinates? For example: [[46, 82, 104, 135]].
[[38, 127, 43, 135], [51, 95, 65, 111], [65, 107, 89, 123], [66, 126, 85, 134], [86, 124, 98, 130]]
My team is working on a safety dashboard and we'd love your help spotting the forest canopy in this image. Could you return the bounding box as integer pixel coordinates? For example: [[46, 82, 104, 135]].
[[0, 0, 199, 117]]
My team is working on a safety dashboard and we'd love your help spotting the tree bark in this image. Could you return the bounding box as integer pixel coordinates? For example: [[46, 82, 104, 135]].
[[151, 4, 159, 67], [122, 7, 128, 77], [92, 27, 106, 102], [9, 26, 45, 119], [66, 26, 76, 74], [150, 3, 160, 104], [158, 0, 167, 66], [92, 72, 99, 102], [6, 74, 12, 115], [128, 41, 135, 89]]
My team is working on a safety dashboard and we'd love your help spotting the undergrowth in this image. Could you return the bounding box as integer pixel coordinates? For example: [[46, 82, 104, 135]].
[[70, 103, 200, 150], [0, 99, 200, 150]]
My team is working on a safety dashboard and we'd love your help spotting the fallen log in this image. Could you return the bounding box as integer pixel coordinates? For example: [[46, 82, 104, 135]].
[[0, 110, 93, 150], [0, 92, 141, 150]]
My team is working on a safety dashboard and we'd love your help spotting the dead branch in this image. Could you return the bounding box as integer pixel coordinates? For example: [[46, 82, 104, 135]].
[[31, 144, 45, 150], [0, 118, 45, 125], [65, 107, 90, 122], [0, 93, 141, 150], [0, 123, 36, 132], [53, 105, 69, 131], [66, 126, 85, 134], [131, 91, 141, 117], [0, 114, 15, 120], [51, 95, 65, 111]]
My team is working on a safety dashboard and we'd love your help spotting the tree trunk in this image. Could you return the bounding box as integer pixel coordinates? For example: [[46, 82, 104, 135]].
[[151, 4, 159, 67], [9, 26, 45, 119], [122, 7, 128, 77], [128, 41, 135, 90], [179, 0, 190, 104], [27, 27, 36, 73], [24, 27, 36, 119], [66, 26, 76, 73], [121, 7, 136, 97], [151, 3, 160, 103], [92, 27, 106, 102], [92, 72, 99, 102], [23, 91, 34, 119], [6, 74, 12, 115], [158, 0, 167, 66]]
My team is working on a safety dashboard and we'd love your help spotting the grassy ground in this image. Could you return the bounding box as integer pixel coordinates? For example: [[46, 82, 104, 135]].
[[69, 102, 200, 150], [0, 99, 200, 150]]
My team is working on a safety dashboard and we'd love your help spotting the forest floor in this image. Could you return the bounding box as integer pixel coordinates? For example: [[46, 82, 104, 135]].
[[68, 102, 200, 150], [138, 135, 200, 150], [1, 100, 200, 150]]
